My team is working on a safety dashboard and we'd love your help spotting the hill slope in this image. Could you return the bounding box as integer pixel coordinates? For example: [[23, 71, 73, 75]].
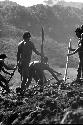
[[0, 1, 83, 67]]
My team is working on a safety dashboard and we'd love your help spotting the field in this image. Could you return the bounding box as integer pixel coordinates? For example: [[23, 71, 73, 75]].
[[0, 34, 80, 124], [6, 66, 77, 91], [0, 66, 83, 124], [0, 1, 83, 124], [10, 67, 77, 87], [0, 42, 83, 124]]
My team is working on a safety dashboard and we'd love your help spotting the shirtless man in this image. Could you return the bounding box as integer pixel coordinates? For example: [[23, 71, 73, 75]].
[[68, 33, 83, 80], [26, 57, 62, 89], [17, 31, 47, 93]]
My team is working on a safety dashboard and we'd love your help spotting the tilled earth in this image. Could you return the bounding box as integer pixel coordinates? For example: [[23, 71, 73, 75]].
[[0, 80, 83, 124]]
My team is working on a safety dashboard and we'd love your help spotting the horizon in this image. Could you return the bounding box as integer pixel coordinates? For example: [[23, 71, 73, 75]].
[[0, 0, 83, 7]]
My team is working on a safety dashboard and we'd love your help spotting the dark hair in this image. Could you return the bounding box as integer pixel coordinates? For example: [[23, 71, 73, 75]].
[[75, 25, 83, 38], [23, 31, 31, 39], [0, 54, 7, 59], [75, 27, 82, 38]]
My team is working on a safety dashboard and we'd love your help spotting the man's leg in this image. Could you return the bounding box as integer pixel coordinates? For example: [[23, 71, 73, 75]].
[[26, 72, 32, 89], [77, 62, 81, 80], [26, 65, 35, 89], [21, 70, 27, 91], [21, 63, 29, 93], [36, 70, 45, 86], [18, 62, 22, 81]]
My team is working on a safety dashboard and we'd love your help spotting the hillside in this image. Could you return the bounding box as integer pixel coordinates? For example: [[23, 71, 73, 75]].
[[57, 1, 83, 9], [1, 75, 83, 124], [1, 2, 83, 124], [0, 1, 83, 67]]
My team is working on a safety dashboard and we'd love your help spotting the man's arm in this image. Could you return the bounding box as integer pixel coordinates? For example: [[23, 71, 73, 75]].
[[2, 67, 11, 75], [67, 47, 79, 56], [68, 45, 76, 51], [17, 44, 21, 63], [69, 48, 76, 51], [32, 43, 46, 59], [3, 62, 14, 70], [33, 46, 42, 56]]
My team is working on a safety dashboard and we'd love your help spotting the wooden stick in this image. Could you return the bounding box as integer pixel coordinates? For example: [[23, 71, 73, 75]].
[[63, 39, 71, 82], [41, 26, 44, 63]]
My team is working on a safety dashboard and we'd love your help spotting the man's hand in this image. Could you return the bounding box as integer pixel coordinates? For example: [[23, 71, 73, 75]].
[[67, 53, 71, 56], [9, 66, 17, 76], [10, 73, 14, 76], [57, 72, 62, 76], [13, 66, 17, 70], [68, 47, 75, 51]]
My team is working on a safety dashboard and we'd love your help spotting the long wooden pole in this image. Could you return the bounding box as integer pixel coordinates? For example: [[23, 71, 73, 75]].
[[64, 39, 71, 82]]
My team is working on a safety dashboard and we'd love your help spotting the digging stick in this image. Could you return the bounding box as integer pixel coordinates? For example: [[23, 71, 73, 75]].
[[64, 39, 71, 82]]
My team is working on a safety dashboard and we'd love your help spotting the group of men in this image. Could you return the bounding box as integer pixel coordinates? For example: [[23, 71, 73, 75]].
[[0, 31, 62, 94], [1, 26, 83, 94], [17, 31, 62, 94]]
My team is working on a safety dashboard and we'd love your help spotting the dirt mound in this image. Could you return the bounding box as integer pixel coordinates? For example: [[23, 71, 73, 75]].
[[0, 80, 83, 124]]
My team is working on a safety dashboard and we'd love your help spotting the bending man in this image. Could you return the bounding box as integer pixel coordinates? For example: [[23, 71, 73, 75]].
[[0, 54, 15, 93], [26, 57, 62, 89]]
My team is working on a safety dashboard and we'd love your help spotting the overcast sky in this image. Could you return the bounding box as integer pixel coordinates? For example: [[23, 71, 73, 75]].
[[0, 0, 83, 7]]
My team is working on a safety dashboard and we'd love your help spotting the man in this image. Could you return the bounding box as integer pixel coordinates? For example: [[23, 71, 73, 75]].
[[0, 54, 15, 93], [68, 33, 83, 80], [26, 57, 62, 89], [17, 31, 47, 92], [26, 60, 46, 89]]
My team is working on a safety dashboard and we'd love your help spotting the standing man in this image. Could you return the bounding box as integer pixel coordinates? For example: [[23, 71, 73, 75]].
[[68, 33, 83, 81], [17, 31, 47, 93]]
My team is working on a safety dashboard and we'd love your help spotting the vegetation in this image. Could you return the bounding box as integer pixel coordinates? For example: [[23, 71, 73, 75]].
[[0, 80, 83, 124], [0, 0, 82, 67], [0, 1, 83, 124]]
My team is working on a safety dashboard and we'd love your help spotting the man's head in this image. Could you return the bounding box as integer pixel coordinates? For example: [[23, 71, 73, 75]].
[[75, 27, 82, 39], [23, 31, 31, 40], [0, 54, 7, 59]]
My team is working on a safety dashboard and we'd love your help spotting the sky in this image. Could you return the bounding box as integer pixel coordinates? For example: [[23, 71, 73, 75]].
[[0, 0, 83, 7]]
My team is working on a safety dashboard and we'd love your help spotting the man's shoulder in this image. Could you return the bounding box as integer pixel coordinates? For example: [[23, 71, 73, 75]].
[[0, 59, 4, 64], [34, 61, 40, 64], [29, 61, 34, 66], [18, 41, 24, 46]]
